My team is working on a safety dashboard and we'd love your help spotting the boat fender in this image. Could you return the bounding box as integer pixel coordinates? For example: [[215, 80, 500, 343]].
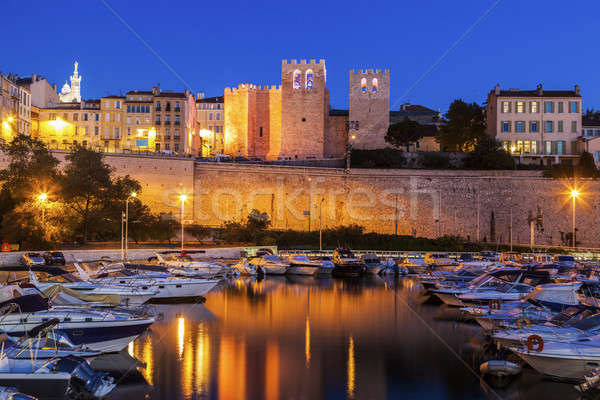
[[516, 317, 531, 329], [488, 300, 501, 310], [526, 334, 544, 352], [479, 360, 522, 377]]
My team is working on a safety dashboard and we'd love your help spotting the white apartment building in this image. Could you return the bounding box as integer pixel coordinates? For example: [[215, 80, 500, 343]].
[[486, 84, 582, 165]]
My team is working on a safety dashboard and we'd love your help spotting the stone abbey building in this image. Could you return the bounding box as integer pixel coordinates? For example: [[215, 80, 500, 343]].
[[224, 59, 391, 160]]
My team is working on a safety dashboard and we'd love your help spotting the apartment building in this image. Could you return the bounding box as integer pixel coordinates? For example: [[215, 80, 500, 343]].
[[196, 95, 224, 155], [124, 90, 155, 151], [486, 84, 582, 165], [38, 100, 102, 149], [0, 73, 31, 141]]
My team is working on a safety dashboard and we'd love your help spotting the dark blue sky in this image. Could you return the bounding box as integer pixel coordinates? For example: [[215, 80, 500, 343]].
[[3, 0, 597, 112]]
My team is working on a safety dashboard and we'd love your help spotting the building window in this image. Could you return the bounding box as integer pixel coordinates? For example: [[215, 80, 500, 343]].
[[557, 102, 564, 113], [174, 143, 179, 152], [165, 116, 171, 124], [155, 102, 161, 111], [116, 114, 120, 122], [305, 70, 314, 89], [126, 117, 131, 125], [502, 101, 510, 113], [372, 78, 378, 93], [361, 78, 367, 94], [531, 141, 537, 154], [502, 141, 510, 151], [557, 120, 563, 133], [106, 101, 111, 109], [293, 70, 302, 90], [175, 102, 180, 112], [73, 113, 78, 121], [523, 141, 530, 153], [516, 101, 524, 113], [569, 101, 579, 113], [544, 101, 553, 113], [208, 112, 213, 121], [530, 121, 539, 132], [516, 121, 524, 132], [95, 114, 99, 121], [557, 141, 564, 154], [216, 112, 221, 121], [114, 127, 120, 139], [544, 141, 551, 154], [105, 113, 110, 122], [156, 116, 161, 124], [501, 121, 511, 132], [595, 152, 599, 163], [571, 121, 577, 133], [174, 129, 180, 138], [94, 126, 99, 136], [165, 143, 170, 150], [259, 127, 263, 137], [127, 127, 131, 136], [516, 140, 523, 153], [136, 117, 140, 125], [545, 121, 553, 132], [530, 101, 539, 113], [165, 102, 171, 112], [115, 101, 121, 109], [175, 115, 180, 125], [83, 113, 88, 121]]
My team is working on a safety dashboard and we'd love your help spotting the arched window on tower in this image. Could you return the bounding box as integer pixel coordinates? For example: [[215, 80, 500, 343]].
[[372, 78, 378, 93], [361, 78, 367, 93], [305, 69, 314, 90], [293, 70, 302, 90]]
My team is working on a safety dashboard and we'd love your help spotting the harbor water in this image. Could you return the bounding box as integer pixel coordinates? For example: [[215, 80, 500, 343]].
[[106, 276, 580, 400]]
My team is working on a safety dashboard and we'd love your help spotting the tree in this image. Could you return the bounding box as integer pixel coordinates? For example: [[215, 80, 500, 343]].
[[0, 203, 50, 250], [385, 118, 425, 151], [463, 136, 515, 170], [60, 146, 113, 243], [436, 100, 486, 152], [577, 151, 599, 178]]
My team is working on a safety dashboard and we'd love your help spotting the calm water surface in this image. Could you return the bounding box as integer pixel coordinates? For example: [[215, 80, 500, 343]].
[[105, 277, 581, 400]]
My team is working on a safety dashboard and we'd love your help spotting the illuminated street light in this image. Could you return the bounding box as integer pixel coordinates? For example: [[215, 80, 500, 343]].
[[37, 192, 48, 202], [37, 192, 49, 222], [123, 192, 138, 261], [570, 189, 579, 248], [7, 117, 14, 123], [179, 194, 188, 252]]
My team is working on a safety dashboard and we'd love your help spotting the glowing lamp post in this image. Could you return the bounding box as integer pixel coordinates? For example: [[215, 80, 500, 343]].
[[179, 194, 188, 253], [123, 192, 137, 261], [570, 189, 579, 248], [37, 192, 48, 223]]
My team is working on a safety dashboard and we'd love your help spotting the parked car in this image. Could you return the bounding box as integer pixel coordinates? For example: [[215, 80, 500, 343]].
[[20, 252, 45, 266], [43, 251, 66, 265]]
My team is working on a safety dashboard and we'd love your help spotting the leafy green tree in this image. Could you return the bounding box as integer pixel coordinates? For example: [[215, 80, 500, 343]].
[[577, 151, 599, 178], [60, 146, 114, 243], [463, 136, 515, 169], [0, 203, 50, 250], [385, 118, 425, 151], [436, 100, 486, 151]]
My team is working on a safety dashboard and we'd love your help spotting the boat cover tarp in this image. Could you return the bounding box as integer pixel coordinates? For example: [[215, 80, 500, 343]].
[[42, 285, 121, 305]]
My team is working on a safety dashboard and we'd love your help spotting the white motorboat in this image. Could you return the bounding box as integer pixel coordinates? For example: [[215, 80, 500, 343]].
[[75, 263, 219, 300], [285, 255, 321, 275], [155, 253, 230, 278], [0, 386, 36, 400], [230, 259, 259, 276], [457, 281, 535, 306], [512, 334, 600, 381], [248, 255, 289, 275], [0, 293, 154, 353], [492, 307, 600, 349], [26, 266, 157, 306], [359, 254, 387, 275]]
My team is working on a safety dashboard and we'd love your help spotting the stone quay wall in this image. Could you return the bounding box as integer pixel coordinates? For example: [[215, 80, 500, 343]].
[[1, 150, 598, 248]]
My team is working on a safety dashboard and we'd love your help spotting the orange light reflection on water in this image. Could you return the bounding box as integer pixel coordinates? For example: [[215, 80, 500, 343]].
[[265, 341, 279, 400], [347, 336, 355, 399]]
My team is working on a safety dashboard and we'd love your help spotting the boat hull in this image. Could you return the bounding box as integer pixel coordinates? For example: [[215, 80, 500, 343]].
[[433, 292, 464, 307], [0, 372, 71, 398], [262, 265, 288, 275], [515, 351, 600, 381], [332, 263, 365, 278], [287, 265, 319, 276], [151, 280, 218, 299]]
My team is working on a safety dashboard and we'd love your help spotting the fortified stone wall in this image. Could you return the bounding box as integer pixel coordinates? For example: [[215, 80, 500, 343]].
[[192, 163, 600, 248], [325, 115, 348, 158], [0, 151, 196, 219]]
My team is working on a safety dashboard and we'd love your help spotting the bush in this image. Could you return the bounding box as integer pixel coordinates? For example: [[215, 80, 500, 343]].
[[463, 136, 515, 170], [351, 149, 406, 168], [422, 152, 450, 169]]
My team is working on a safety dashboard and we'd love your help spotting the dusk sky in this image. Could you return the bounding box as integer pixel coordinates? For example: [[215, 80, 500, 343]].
[[3, 0, 596, 112]]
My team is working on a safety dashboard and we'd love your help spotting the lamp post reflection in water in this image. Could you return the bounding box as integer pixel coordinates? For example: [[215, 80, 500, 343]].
[[195, 324, 210, 395], [177, 316, 185, 359], [347, 336, 355, 399], [305, 317, 311, 367]]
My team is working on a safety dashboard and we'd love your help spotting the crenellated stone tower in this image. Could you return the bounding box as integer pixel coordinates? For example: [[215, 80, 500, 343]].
[[349, 69, 390, 149], [280, 59, 329, 159]]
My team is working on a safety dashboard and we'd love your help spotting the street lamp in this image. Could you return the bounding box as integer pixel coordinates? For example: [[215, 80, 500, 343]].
[[179, 194, 188, 253], [123, 192, 137, 261], [37, 192, 48, 224], [570, 189, 579, 248], [318, 197, 325, 251]]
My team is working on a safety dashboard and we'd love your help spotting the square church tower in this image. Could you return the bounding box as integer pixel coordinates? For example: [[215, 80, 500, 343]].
[[349, 69, 390, 150]]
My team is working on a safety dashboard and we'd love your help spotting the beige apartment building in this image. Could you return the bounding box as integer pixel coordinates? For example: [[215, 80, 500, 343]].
[[0, 73, 31, 141], [486, 84, 582, 165], [196, 95, 224, 156]]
